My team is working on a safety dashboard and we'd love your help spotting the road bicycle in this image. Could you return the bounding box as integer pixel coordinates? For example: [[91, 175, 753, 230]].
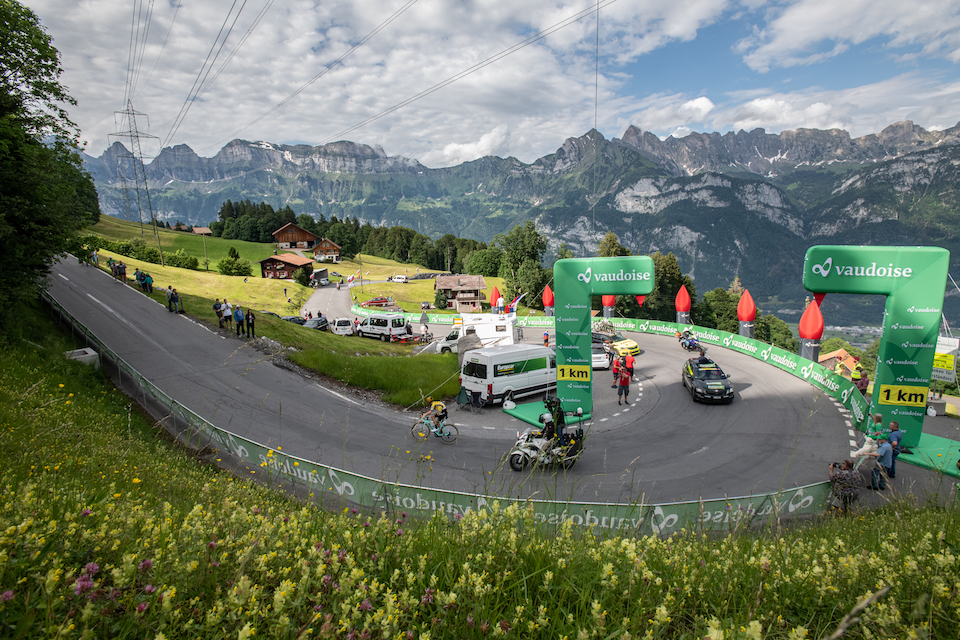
[[411, 415, 458, 444], [417, 332, 434, 344]]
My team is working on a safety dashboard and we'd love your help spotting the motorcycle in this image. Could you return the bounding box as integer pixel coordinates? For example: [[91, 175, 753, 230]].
[[677, 332, 706, 355], [507, 395, 587, 471]]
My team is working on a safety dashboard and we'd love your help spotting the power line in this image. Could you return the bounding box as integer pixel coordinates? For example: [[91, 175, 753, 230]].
[[317, 0, 621, 146], [194, 0, 276, 100], [162, 0, 248, 148], [204, 0, 419, 151], [133, 1, 184, 100]]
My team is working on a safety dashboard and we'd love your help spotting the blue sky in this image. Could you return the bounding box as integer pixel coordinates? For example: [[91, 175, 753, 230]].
[[27, 0, 960, 167]]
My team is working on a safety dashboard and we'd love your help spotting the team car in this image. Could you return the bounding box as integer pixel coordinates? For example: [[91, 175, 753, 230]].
[[681, 356, 735, 403], [591, 330, 640, 357], [303, 317, 329, 331]]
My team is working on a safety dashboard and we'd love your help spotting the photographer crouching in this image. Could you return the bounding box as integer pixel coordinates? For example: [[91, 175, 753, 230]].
[[828, 459, 860, 515]]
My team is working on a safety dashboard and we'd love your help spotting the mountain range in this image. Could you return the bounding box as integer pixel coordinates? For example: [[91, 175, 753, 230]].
[[82, 121, 960, 326]]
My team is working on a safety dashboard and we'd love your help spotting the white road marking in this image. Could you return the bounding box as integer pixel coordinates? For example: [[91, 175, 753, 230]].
[[58, 274, 68, 281], [691, 446, 708, 455], [314, 384, 360, 406], [849, 440, 858, 447], [844, 420, 852, 427], [482, 426, 495, 430], [848, 429, 856, 437]]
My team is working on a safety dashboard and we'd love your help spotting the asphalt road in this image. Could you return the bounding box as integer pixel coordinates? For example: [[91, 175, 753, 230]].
[[49, 259, 861, 505]]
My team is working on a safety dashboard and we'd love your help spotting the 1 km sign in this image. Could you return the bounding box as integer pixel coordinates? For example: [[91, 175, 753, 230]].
[[803, 246, 949, 448]]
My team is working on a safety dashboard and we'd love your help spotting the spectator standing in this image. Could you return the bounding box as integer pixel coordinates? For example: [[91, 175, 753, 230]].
[[624, 352, 636, 379], [828, 460, 860, 514], [543, 331, 549, 347], [222, 300, 233, 330], [617, 357, 631, 405], [887, 421, 904, 479], [864, 435, 893, 491], [143, 273, 153, 293], [165, 286, 174, 312], [246, 309, 256, 338], [234, 305, 245, 337], [611, 356, 621, 389], [214, 299, 223, 329], [172, 289, 182, 313], [118, 261, 127, 282]]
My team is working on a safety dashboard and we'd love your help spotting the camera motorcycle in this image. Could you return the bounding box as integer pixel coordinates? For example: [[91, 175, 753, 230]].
[[676, 330, 706, 355], [507, 395, 586, 472]]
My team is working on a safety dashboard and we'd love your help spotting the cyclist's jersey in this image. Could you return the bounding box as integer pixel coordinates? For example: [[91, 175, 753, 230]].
[[431, 401, 446, 413]]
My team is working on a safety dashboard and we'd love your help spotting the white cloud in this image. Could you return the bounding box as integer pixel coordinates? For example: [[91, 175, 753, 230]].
[[710, 74, 960, 136], [736, 0, 960, 71], [441, 125, 511, 165], [629, 95, 716, 132]]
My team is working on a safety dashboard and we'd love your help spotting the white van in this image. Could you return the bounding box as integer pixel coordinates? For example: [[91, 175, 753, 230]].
[[357, 313, 407, 341], [393, 275, 408, 283], [437, 315, 517, 354], [460, 344, 556, 404]]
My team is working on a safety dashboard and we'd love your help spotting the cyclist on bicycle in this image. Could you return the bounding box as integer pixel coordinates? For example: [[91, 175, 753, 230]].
[[424, 398, 448, 435]]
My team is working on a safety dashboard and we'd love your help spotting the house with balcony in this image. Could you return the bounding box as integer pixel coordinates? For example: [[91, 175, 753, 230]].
[[312, 238, 342, 263], [258, 253, 315, 280], [435, 275, 487, 312]]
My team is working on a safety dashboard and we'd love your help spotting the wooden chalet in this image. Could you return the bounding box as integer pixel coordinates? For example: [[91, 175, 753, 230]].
[[312, 238, 342, 263], [435, 275, 487, 312], [273, 223, 319, 249], [819, 348, 859, 378], [258, 253, 315, 280]]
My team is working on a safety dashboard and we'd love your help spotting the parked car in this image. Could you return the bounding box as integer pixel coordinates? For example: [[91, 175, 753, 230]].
[[681, 356, 734, 403], [591, 344, 610, 369], [318, 277, 330, 286], [331, 317, 355, 336], [393, 275, 408, 283], [303, 317, 329, 331], [420, 301, 431, 309], [331, 271, 343, 278], [259, 310, 280, 318], [360, 296, 395, 308], [281, 316, 306, 325]]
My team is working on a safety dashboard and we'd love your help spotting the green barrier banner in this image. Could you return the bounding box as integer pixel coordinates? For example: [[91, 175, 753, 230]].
[[803, 246, 949, 447]]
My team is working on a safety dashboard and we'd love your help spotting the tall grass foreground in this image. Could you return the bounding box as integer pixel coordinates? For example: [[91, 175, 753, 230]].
[[0, 309, 959, 638]]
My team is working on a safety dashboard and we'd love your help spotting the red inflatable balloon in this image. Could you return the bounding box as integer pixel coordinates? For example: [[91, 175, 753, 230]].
[[798, 298, 825, 340], [490, 286, 500, 306], [675, 285, 691, 312], [737, 289, 756, 322], [601, 295, 616, 307], [635, 295, 645, 307], [542, 284, 554, 307]]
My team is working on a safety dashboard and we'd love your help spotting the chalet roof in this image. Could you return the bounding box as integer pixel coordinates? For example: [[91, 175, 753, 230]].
[[435, 275, 486, 291], [314, 238, 342, 251], [819, 348, 859, 373], [272, 222, 319, 240], [258, 253, 315, 267], [192, 227, 212, 235]]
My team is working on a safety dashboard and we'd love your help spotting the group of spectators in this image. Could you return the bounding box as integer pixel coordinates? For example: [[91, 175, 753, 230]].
[[132, 268, 154, 293], [828, 413, 905, 514], [213, 299, 256, 339], [106, 257, 127, 282], [165, 286, 183, 314]]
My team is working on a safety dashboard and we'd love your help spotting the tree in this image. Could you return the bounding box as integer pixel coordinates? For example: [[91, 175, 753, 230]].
[[292, 266, 313, 288], [216, 256, 252, 277], [434, 290, 449, 310], [553, 242, 576, 263], [494, 221, 547, 281], [0, 1, 100, 325], [228, 246, 241, 260], [703, 288, 738, 333], [596, 232, 630, 257], [755, 313, 798, 352], [465, 247, 503, 277]]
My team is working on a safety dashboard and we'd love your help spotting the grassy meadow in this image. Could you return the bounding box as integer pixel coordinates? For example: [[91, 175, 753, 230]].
[[2, 302, 960, 638], [91, 249, 461, 407], [87, 217, 543, 317]]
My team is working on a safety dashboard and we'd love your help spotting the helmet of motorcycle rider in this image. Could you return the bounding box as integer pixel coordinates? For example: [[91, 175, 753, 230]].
[[539, 412, 554, 425]]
